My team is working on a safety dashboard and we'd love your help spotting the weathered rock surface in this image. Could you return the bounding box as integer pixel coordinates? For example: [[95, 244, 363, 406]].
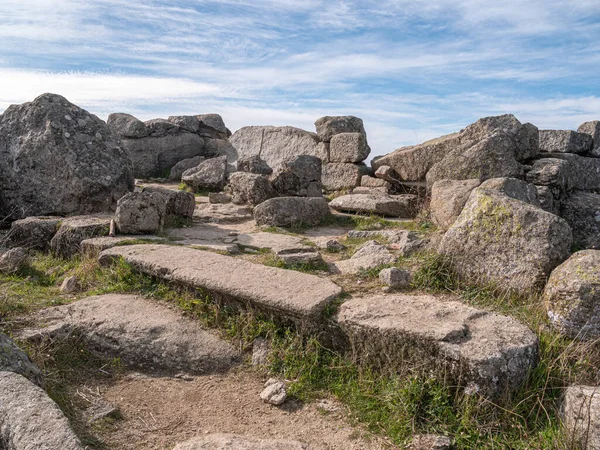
[[329, 193, 417, 218], [272, 155, 322, 198], [229, 126, 323, 173], [236, 155, 273, 175], [329, 132, 370, 163], [0, 247, 27, 274], [254, 197, 330, 228], [109, 113, 220, 178], [578, 121, 600, 156], [426, 131, 524, 187], [4, 216, 61, 251], [544, 250, 600, 339], [539, 129, 593, 154], [106, 113, 149, 138], [173, 434, 308, 450], [194, 203, 253, 223], [99, 245, 342, 324], [277, 251, 324, 266], [430, 179, 481, 229], [50, 215, 112, 258], [142, 186, 196, 220], [168, 155, 205, 181], [372, 133, 460, 182], [527, 154, 600, 191], [115, 191, 168, 234], [208, 192, 232, 204], [338, 294, 538, 396], [560, 191, 600, 249], [60, 275, 80, 294], [373, 114, 538, 182], [80, 236, 163, 254], [194, 114, 229, 140], [23, 294, 239, 374], [535, 185, 559, 215], [229, 172, 277, 206], [322, 163, 370, 192], [0, 334, 43, 386], [439, 188, 572, 292], [0, 371, 83, 450], [315, 116, 366, 143], [479, 177, 540, 207], [0, 94, 134, 223], [332, 240, 395, 275], [563, 385, 600, 450], [360, 175, 391, 189], [182, 156, 228, 192]]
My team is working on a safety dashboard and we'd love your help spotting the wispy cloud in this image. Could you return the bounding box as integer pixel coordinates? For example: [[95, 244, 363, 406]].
[[0, 0, 599, 158]]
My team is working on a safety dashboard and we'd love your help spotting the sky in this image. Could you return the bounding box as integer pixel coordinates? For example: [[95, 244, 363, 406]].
[[0, 0, 599, 159]]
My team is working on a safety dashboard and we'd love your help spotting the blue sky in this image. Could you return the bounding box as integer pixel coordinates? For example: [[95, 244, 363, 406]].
[[0, 0, 599, 159]]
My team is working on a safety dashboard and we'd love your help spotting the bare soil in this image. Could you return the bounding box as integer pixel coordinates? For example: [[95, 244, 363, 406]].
[[89, 368, 396, 450]]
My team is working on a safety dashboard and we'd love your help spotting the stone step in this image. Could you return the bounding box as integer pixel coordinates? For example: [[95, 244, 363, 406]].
[[21, 294, 239, 375], [337, 294, 538, 396], [99, 245, 342, 326]]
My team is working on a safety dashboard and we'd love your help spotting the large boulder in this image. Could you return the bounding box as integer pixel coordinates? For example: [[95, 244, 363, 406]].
[[0, 94, 134, 223], [578, 120, 600, 156], [0, 333, 43, 386], [254, 197, 330, 228], [439, 188, 572, 292], [426, 131, 525, 187], [372, 133, 460, 182], [106, 113, 149, 138], [143, 187, 196, 220], [430, 179, 481, 230], [539, 129, 593, 154], [322, 163, 371, 192], [544, 250, 600, 339], [563, 385, 600, 449], [4, 216, 61, 251], [373, 114, 538, 182], [229, 172, 277, 206], [182, 156, 228, 192], [479, 177, 540, 207], [560, 191, 600, 250], [314, 115, 366, 142], [229, 126, 324, 172], [0, 247, 28, 274], [329, 132, 370, 163], [329, 193, 417, 218], [272, 155, 322, 197], [195, 114, 229, 140]]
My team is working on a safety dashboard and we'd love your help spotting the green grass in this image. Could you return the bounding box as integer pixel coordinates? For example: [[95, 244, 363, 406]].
[[2, 251, 596, 449], [260, 253, 330, 274]]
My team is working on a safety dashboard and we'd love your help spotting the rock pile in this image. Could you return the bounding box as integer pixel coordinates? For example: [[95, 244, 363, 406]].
[[108, 112, 231, 179]]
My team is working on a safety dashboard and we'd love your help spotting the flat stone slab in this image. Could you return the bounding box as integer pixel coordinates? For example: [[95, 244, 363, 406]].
[[21, 294, 239, 375], [235, 232, 312, 254], [338, 294, 538, 396], [173, 434, 308, 449], [0, 371, 83, 450], [99, 245, 342, 324]]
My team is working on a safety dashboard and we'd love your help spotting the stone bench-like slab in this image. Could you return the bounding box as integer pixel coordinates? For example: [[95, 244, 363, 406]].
[[337, 294, 538, 396], [0, 371, 83, 450], [99, 245, 342, 325], [21, 294, 239, 375]]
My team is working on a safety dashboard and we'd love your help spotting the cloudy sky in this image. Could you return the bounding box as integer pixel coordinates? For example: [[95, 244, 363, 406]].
[[0, 0, 598, 159]]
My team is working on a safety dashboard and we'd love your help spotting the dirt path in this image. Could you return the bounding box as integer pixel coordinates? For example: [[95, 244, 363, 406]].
[[93, 369, 396, 450]]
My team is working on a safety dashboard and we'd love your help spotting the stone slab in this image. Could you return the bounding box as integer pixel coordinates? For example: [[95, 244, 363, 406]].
[[99, 245, 342, 324], [338, 294, 538, 396]]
